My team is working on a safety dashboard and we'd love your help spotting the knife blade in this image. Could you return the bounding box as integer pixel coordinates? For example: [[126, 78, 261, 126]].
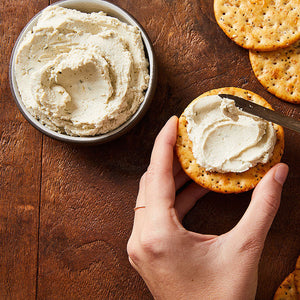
[[218, 94, 300, 133]]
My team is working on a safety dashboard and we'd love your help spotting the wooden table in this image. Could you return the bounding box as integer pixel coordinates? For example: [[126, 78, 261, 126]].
[[1, 0, 299, 299]]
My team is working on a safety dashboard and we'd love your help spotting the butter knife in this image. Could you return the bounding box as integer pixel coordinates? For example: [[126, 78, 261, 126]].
[[219, 94, 300, 133]]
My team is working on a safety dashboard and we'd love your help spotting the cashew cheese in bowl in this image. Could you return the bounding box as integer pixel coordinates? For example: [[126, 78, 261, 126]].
[[184, 95, 277, 173], [10, 1, 156, 143]]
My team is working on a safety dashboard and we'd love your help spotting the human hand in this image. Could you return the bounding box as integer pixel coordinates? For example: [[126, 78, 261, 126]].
[[127, 116, 289, 300]]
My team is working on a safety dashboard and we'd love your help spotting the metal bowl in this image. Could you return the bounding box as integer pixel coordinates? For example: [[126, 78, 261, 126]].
[[9, 0, 157, 145]]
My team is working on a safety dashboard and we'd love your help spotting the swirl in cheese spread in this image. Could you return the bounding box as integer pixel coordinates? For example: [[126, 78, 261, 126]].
[[14, 6, 149, 136], [184, 95, 276, 173]]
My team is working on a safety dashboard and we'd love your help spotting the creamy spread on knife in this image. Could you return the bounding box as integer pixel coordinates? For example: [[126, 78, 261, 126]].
[[184, 95, 276, 173], [14, 6, 149, 136]]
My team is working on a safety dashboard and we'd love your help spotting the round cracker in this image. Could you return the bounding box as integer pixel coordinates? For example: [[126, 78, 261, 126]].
[[250, 41, 300, 104], [176, 87, 284, 194], [214, 0, 300, 51], [274, 255, 300, 299]]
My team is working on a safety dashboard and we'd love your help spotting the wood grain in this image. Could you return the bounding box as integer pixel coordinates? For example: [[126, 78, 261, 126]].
[[0, 0, 48, 299], [1, 0, 299, 299]]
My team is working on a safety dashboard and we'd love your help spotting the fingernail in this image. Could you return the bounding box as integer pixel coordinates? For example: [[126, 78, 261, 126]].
[[274, 164, 289, 186], [170, 115, 178, 122]]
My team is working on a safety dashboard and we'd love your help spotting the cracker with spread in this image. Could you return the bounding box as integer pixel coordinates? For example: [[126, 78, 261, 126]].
[[176, 87, 284, 194]]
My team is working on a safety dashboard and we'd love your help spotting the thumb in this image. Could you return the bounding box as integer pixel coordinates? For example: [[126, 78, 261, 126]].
[[231, 163, 289, 249]]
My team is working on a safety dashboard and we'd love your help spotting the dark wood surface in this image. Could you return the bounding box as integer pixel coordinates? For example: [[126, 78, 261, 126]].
[[1, 0, 299, 299]]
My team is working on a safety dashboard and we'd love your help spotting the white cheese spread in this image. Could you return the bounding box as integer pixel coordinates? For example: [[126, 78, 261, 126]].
[[184, 95, 276, 173], [14, 6, 149, 136]]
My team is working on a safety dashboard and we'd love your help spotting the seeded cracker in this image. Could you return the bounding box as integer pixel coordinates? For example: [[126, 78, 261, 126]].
[[274, 255, 300, 299], [250, 41, 300, 104], [214, 0, 300, 51], [176, 87, 284, 194], [273, 273, 298, 300]]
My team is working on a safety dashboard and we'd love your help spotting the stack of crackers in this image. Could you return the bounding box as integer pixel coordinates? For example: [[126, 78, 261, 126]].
[[214, 0, 300, 104], [274, 255, 300, 299]]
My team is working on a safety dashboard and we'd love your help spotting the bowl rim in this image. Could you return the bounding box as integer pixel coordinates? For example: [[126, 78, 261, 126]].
[[9, 0, 157, 145]]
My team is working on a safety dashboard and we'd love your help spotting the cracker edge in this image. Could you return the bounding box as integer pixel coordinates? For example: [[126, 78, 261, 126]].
[[273, 272, 299, 300], [249, 49, 300, 104]]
